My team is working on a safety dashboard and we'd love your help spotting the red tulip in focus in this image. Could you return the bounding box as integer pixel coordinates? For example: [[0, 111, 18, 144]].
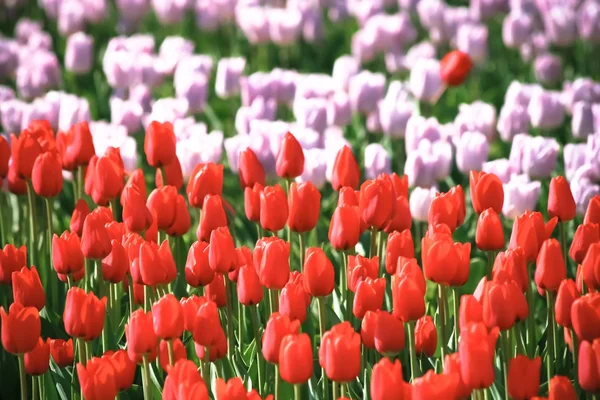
[[392, 273, 425, 322], [331, 146, 360, 191], [443, 354, 471, 399], [260, 185, 289, 233], [31, 152, 63, 197], [459, 295, 484, 330], [237, 264, 264, 306], [459, 322, 498, 390], [76, 357, 118, 400], [385, 230, 415, 275], [209, 227, 235, 274], [126, 309, 159, 364], [280, 280, 308, 323], [24, 337, 50, 375], [578, 339, 600, 392], [56, 121, 95, 170], [422, 233, 470, 287], [195, 328, 228, 362], [535, 239, 567, 292], [193, 300, 223, 347], [244, 184, 262, 223], [144, 121, 176, 168], [152, 294, 184, 340], [205, 274, 227, 307], [374, 310, 405, 356], [470, 171, 504, 215], [370, 358, 411, 400], [84, 150, 125, 206], [353, 277, 386, 319], [278, 333, 314, 384], [0, 244, 27, 284], [440, 50, 473, 86], [256, 237, 290, 290], [492, 247, 528, 293], [70, 199, 90, 236], [428, 191, 460, 232], [276, 132, 305, 179], [319, 322, 361, 383], [555, 279, 579, 329], [548, 176, 576, 222], [50, 339, 74, 368], [64, 287, 106, 341], [158, 339, 187, 371], [482, 279, 527, 330], [359, 177, 394, 230], [570, 223, 600, 264], [585, 195, 600, 226], [162, 359, 209, 400], [1, 303, 41, 354], [549, 375, 577, 400], [288, 182, 321, 233], [198, 194, 228, 241], [185, 241, 214, 287], [238, 148, 266, 189], [262, 312, 301, 364], [155, 156, 183, 189], [571, 294, 600, 341], [303, 248, 335, 297], [509, 211, 557, 262], [12, 266, 45, 311], [187, 163, 224, 208], [329, 205, 361, 251], [582, 242, 600, 290], [415, 316, 437, 357], [81, 210, 112, 260], [0, 135, 10, 178], [476, 209, 505, 251], [507, 355, 542, 400], [10, 132, 42, 180], [412, 370, 459, 400]]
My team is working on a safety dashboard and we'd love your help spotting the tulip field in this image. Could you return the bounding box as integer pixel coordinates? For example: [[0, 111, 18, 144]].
[[3, 0, 600, 399]]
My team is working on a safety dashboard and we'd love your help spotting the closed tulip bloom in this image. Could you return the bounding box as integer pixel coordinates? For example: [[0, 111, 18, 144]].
[[579, 339, 600, 392], [238, 148, 265, 189], [70, 199, 90, 236], [347, 255, 379, 292], [10, 132, 42, 179], [556, 279, 579, 329], [155, 157, 183, 190], [535, 239, 567, 292], [244, 184, 263, 223], [81, 211, 112, 260], [208, 227, 235, 275], [24, 337, 50, 375], [185, 241, 214, 287], [262, 312, 301, 364], [31, 152, 63, 197], [55, 122, 95, 171], [582, 242, 600, 290], [470, 171, 504, 214], [0, 135, 9, 178], [548, 176, 577, 222], [121, 184, 153, 234], [303, 248, 335, 297], [64, 287, 106, 340], [482, 280, 525, 330], [440, 50, 472, 86], [585, 195, 600, 226], [126, 310, 158, 363], [384, 195, 412, 234], [331, 146, 360, 191], [85, 152, 125, 206], [152, 294, 184, 340], [237, 264, 263, 306], [256, 239, 289, 291], [276, 132, 305, 179], [443, 353, 472, 399], [197, 194, 228, 242], [409, 58, 445, 104], [158, 338, 187, 371], [288, 182, 321, 233], [133, 241, 177, 287], [392, 275, 425, 322], [549, 375, 576, 400], [414, 316, 437, 357], [571, 223, 600, 265], [192, 299, 224, 347], [459, 295, 484, 330], [260, 185, 289, 233], [319, 322, 361, 382], [571, 294, 600, 341], [361, 311, 377, 349], [509, 211, 557, 262], [476, 208, 505, 251], [492, 247, 529, 293], [12, 267, 45, 311], [1, 302, 41, 354], [359, 178, 394, 230], [144, 121, 176, 168], [422, 234, 471, 286], [50, 339, 74, 368], [353, 277, 386, 319], [459, 322, 498, 389], [147, 186, 178, 231], [195, 329, 228, 363], [76, 357, 118, 400], [373, 310, 405, 356], [508, 355, 541, 400], [187, 163, 224, 209], [428, 192, 460, 232], [280, 281, 308, 323], [279, 333, 313, 384], [412, 370, 459, 400], [0, 244, 27, 285], [205, 274, 227, 307], [215, 377, 248, 400], [162, 359, 209, 400], [328, 205, 361, 251], [371, 358, 411, 400], [165, 195, 191, 237], [385, 231, 415, 275]]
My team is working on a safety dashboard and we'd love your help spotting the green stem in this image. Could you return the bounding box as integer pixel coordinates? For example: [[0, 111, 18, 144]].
[[342, 252, 351, 321], [38, 375, 44, 400], [453, 288, 460, 352], [275, 364, 280, 400], [18, 354, 27, 400], [144, 285, 151, 313], [571, 328, 581, 396], [256, 223, 262, 241], [225, 277, 235, 358], [299, 233, 306, 272], [407, 321, 420, 381], [167, 339, 175, 366], [250, 306, 263, 395], [546, 291, 557, 380], [332, 382, 339, 400], [560, 222, 569, 273], [513, 325, 525, 355], [26, 181, 37, 267], [202, 347, 211, 384], [96, 260, 108, 353], [269, 289, 279, 313], [32, 373, 39, 400], [294, 384, 302, 400], [45, 198, 57, 311], [238, 297, 244, 346], [438, 284, 448, 362], [341, 383, 347, 397], [501, 331, 511, 400], [77, 166, 84, 200], [487, 251, 496, 280], [128, 277, 135, 316], [0, 193, 7, 245], [525, 263, 536, 358], [77, 339, 87, 365], [369, 227, 377, 258], [318, 297, 329, 400], [142, 355, 151, 400], [109, 199, 118, 221]]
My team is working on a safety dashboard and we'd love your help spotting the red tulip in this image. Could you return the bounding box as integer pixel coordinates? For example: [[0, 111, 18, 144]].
[[440, 50, 472, 86], [237, 264, 264, 306], [260, 184, 289, 233], [476, 208, 505, 251], [216, 377, 248, 400], [76, 357, 118, 400], [239, 148, 266, 189], [319, 322, 361, 382], [131, 241, 176, 286], [81, 210, 112, 260], [509, 211, 557, 262], [56, 121, 95, 170], [51, 231, 85, 278], [585, 195, 600, 226], [198, 194, 228, 241], [583, 242, 600, 290], [570, 223, 600, 264], [555, 279, 579, 329], [328, 205, 361, 251], [155, 156, 183, 190], [482, 279, 527, 330], [303, 247, 335, 297], [428, 191, 460, 232], [443, 354, 472, 399], [64, 287, 106, 340], [185, 241, 214, 287], [193, 300, 224, 347], [84, 151, 125, 206], [412, 370, 459, 400], [415, 316, 437, 357], [384, 230, 415, 275], [535, 239, 567, 292], [152, 294, 184, 340], [449, 185, 467, 227], [10, 132, 42, 179], [158, 339, 187, 371], [209, 227, 235, 274], [102, 349, 136, 391], [70, 199, 90, 236], [166, 194, 191, 237], [256, 237, 290, 290], [147, 186, 179, 231], [578, 339, 600, 392], [470, 171, 504, 215], [374, 310, 405, 356], [331, 146, 360, 191], [370, 358, 411, 400], [126, 309, 158, 363], [205, 274, 227, 307], [24, 337, 50, 375], [102, 240, 129, 283], [244, 184, 262, 223], [279, 280, 308, 323], [383, 194, 412, 234], [395, 257, 427, 294], [492, 247, 528, 293], [0, 135, 10, 178], [288, 181, 321, 233], [548, 176, 576, 222], [459, 295, 484, 330], [361, 311, 377, 349], [353, 277, 386, 319], [163, 359, 209, 400], [144, 121, 176, 168], [262, 312, 301, 364], [121, 182, 152, 233], [187, 163, 224, 208], [0, 244, 27, 284], [571, 294, 600, 341], [195, 328, 228, 362], [422, 233, 470, 286], [31, 152, 63, 197], [276, 132, 304, 179], [392, 274, 425, 322], [347, 255, 379, 292], [49, 339, 74, 368], [1, 303, 40, 354], [7, 165, 27, 195], [12, 266, 45, 311], [279, 333, 314, 384], [359, 177, 394, 230], [459, 322, 498, 390], [181, 295, 207, 332], [507, 355, 542, 400], [549, 375, 577, 400]]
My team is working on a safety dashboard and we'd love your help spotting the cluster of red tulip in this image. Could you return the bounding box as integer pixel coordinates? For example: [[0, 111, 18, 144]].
[[0, 119, 598, 400]]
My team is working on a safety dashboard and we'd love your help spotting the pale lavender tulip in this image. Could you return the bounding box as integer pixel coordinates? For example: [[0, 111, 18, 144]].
[[82, 0, 108, 23], [20, 99, 56, 131], [177, 130, 224, 178], [564, 143, 587, 181], [442, 6, 474, 43], [417, 0, 445, 31], [364, 143, 391, 180], [15, 19, 42, 44], [327, 91, 351, 127], [502, 175, 541, 219], [528, 89, 565, 129], [152, 0, 187, 24], [103, 49, 133, 89], [133, 53, 168, 87], [16, 51, 61, 100], [455, 131, 489, 174], [235, 97, 277, 135], [297, 148, 327, 188], [578, 0, 600, 42], [40, 0, 61, 19], [384, 49, 405, 74], [90, 122, 138, 172], [533, 53, 562, 86], [348, 0, 383, 27], [497, 104, 529, 142], [125, 34, 155, 54], [291, 126, 320, 150], [216, 57, 246, 99], [572, 178, 600, 216], [225, 131, 274, 174], [348, 71, 385, 114], [482, 159, 518, 184], [502, 11, 533, 48], [457, 24, 488, 64], [110, 97, 143, 134], [572, 102, 595, 139], [271, 68, 298, 105], [176, 74, 208, 114], [116, 0, 150, 23], [195, 0, 220, 31], [294, 74, 335, 101], [0, 99, 25, 135], [65, 32, 93, 74], [351, 29, 377, 63], [268, 8, 303, 46], [521, 33, 550, 63], [58, 1, 86, 36], [58, 95, 90, 132], [405, 115, 443, 153], [236, 6, 270, 44], [0, 39, 19, 80], [158, 36, 194, 74], [405, 140, 452, 188], [585, 134, 600, 179], [379, 100, 414, 139], [0, 86, 14, 103], [521, 135, 560, 179], [409, 58, 444, 104], [545, 6, 578, 47], [332, 55, 360, 91], [508, 133, 529, 174], [42, 91, 62, 131], [293, 98, 327, 133], [402, 41, 437, 71], [471, 0, 507, 20], [563, 78, 596, 114], [240, 72, 275, 107], [129, 84, 152, 112], [367, 109, 382, 134], [143, 98, 188, 126], [410, 186, 437, 222], [504, 81, 535, 107], [174, 55, 213, 89], [455, 101, 497, 142], [301, 6, 324, 43]]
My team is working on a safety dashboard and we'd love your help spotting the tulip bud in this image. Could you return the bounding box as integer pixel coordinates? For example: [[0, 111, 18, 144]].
[[276, 132, 305, 179], [440, 50, 472, 86], [144, 121, 176, 168]]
